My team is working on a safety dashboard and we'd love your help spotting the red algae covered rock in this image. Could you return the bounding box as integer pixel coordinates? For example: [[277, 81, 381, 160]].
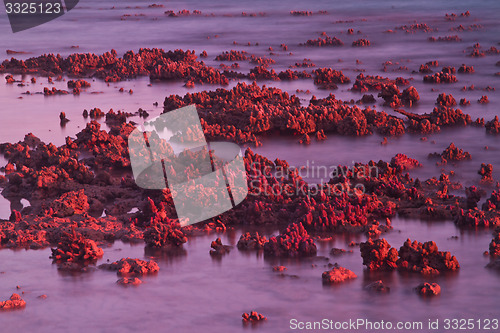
[[1, 48, 229, 86], [300, 34, 344, 47], [237, 232, 267, 250], [144, 222, 187, 248], [458, 64, 474, 74], [99, 258, 159, 276], [322, 264, 357, 283], [163, 82, 407, 147], [242, 311, 267, 323], [67, 79, 91, 89], [50, 229, 103, 263], [478, 95, 489, 104], [352, 39, 370, 47], [428, 35, 462, 42], [416, 282, 441, 296], [390, 154, 422, 172], [397, 239, 460, 274], [351, 74, 409, 92], [210, 237, 231, 256], [436, 93, 457, 107], [478, 163, 494, 183], [0, 294, 26, 310], [360, 238, 398, 271], [423, 71, 457, 83], [396, 23, 435, 33], [313, 68, 350, 89], [51, 189, 89, 217], [379, 85, 419, 107], [429, 143, 471, 162], [486, 116, 500, 134], [264, 223, 317, 257], [489, 230, 500, 257], [455, 209, 500, 228], [215, 50, 248, 61], [397, 107, 472, 134]]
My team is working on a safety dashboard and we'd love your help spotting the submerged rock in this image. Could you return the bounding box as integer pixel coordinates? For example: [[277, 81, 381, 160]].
[[116, 277, 142, 286], [365, 280, 390, 293]]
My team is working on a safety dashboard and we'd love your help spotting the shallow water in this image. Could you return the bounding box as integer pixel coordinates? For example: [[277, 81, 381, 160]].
[[0, 0, 500, 331], [0, 218, 496, 333]]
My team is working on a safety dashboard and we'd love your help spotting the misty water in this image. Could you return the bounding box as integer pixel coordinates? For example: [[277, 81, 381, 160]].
[[0, 0, 499, 331]]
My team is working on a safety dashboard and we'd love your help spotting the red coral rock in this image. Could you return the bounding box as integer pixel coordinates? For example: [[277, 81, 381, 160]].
[[313, 68, 350, 89], [423, 72, 457, 83], [144, 222, 187, 248], [416, 282, 441, 296], [379, 84, 419, 107], [486, 116, 500, 134], [455, 209, 500, 228], [360, 238, 398, 271], [51, 189, 89, 217], [264, 223, 317, 257], [215, 50, 248, 61], [43, 87, 69, 96], [458, 64, 474, 74], [0, 294, 26, 310], [465, 186, 482, 209], [396, 23, 435, 33], [210, 237, 231, 256], [489, 230, 500, 257], [397, 239, 460, 274], [301, 34, 344, 47], [436, 93, 457, 107], [237, 232, 268, 250], [99, 258, 159, 275], [67, 79, 91, 89], [322, 264, 357, 283], [352, 39, 370, 47], [360, 94, 376, 104], [478, 163, 493, 183], [429, 143, 471, 162], [5, 75, 15, 83], [478, 95, 489, 104], [428, 35, 461, 42], [351, 74, 407, 92], [50, 229, 104, 263], [400, 86, 420, 106], [242, 311, 267, 322], [459, 98, 470, 106]]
